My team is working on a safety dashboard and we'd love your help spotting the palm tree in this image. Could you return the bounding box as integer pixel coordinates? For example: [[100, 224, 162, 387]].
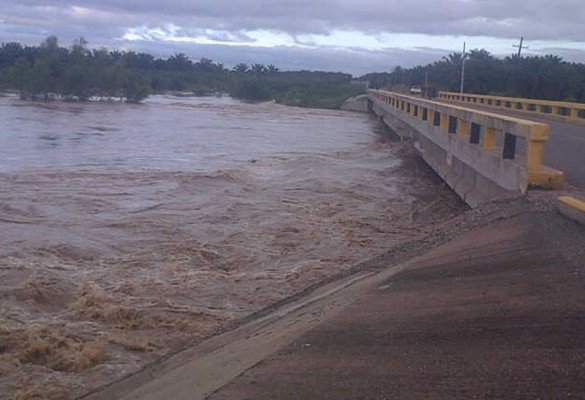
[[266, 64, 279, 74], [443, 52, 464, 66], [166, 53, 192, 72], [233, 63, 248, 74], [250, 63, 266, 74], [467, 49, 492, 61]]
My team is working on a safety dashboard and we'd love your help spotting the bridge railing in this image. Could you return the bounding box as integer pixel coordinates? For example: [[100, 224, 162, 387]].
[[438, 91, 585, 124], [368, 89, 562, 188]]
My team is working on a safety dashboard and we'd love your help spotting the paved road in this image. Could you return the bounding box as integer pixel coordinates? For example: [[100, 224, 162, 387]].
[[438, 101, 585, 188]]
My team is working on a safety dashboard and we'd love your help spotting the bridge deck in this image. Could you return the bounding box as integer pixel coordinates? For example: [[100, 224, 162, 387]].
[[438, 100, 585, 189]]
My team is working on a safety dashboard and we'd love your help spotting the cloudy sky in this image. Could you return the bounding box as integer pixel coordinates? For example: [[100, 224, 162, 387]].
[[1, 0, 584, 75]]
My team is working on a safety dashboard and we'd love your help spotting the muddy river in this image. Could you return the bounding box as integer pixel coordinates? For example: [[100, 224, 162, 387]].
[[0, 94, 464, 399]]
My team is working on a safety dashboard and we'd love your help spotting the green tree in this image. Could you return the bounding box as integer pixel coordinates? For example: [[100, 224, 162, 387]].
[[266, 64, 279, 74], [123, 73, 151, 103], [64, 37, 92, 99], [26, 59, 52, 99], [233, 63, 249, 74], [250, 63, 266, 74]]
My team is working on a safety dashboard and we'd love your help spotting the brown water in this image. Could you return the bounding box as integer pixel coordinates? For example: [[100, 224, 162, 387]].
[[0, 94, 380, 172], [0, 95, 463, 399]]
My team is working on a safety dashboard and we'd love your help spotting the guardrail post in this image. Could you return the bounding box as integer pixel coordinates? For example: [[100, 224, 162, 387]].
[[440, 113, 449, 131], [526, 124, 549, 170], [483, 127, 497, 151], [527, 141, 544, 171], [458, 119, 469, 139]]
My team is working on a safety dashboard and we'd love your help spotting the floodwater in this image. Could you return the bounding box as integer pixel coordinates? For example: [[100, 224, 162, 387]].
[[0, 94, 379, 172], [0, 94, 463, 399]]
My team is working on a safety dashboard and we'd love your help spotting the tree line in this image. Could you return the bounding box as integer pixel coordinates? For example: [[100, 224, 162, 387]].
[[362, 49, 585, 103], [4, 38, 579, 106], [0, 36, 364, 108]]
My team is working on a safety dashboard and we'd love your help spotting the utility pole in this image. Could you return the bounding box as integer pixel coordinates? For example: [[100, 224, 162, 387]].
[[513, 37, 528, 58], [460, 41, 466, 96], [424, 68, 430, 98]]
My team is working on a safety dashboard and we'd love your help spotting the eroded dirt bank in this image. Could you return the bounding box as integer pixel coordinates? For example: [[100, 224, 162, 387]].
[[0, 143, 465, 399]]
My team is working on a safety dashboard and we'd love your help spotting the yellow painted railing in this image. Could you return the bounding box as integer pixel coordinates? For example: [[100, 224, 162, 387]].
[[368, 89, 563, 188], [438, 91, 585, 124]]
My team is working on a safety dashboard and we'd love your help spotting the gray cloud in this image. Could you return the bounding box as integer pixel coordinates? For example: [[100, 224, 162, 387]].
[[1, 0, 584, 74], [4, 0, 583, 39], [110, 39, 463, 75]]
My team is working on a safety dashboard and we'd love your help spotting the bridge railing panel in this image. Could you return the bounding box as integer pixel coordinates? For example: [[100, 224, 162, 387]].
[[368, 89, 563, 189], [438, 91, 585, 124]]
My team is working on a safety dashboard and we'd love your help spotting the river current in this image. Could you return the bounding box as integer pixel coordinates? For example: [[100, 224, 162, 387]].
[[0, 94, 380, 172], [0, 94, 463, 399]]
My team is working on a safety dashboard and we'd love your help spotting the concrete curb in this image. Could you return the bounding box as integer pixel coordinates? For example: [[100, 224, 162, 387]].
[[558, 196, 585, 226]]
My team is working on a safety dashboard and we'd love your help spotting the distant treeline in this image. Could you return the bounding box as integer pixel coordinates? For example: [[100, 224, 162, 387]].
[[362, 49, 585, 102], [0, 36, 364, 108], [3, 38, 582, 106]]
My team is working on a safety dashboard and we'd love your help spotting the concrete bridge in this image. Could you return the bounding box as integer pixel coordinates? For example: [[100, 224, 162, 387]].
[[437, 92, 585, 189], [367, 90, 563, 206], [366, 90, 585, 211]]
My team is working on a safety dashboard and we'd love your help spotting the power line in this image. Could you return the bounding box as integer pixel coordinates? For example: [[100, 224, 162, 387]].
[[513, 37, 529, 58]]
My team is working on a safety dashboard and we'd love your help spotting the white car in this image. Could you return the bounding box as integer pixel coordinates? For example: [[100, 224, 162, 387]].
[[409, 86, 422, 95]]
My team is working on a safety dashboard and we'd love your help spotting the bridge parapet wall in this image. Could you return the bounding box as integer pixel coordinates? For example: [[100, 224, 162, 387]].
[[439, 91, 585, 125], [368, 89, 563, 207]]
